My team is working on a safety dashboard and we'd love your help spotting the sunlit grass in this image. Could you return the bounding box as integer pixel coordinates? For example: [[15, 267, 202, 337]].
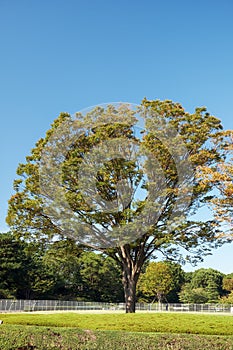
[[1, 312, 233, 335]]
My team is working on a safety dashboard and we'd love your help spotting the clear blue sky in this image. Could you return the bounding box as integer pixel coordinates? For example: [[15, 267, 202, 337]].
[[0, 0, 232, 273]]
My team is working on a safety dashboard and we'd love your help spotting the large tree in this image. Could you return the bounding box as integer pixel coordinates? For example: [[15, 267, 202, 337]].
[[7, 99, 231, 312]]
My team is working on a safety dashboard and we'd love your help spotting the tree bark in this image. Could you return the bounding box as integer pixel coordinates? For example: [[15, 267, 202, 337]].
[[123, 271, 137, 313], [120, 245, 143, 313]]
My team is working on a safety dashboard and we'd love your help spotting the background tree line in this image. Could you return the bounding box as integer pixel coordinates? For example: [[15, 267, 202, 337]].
[[1, 232, 232, 304], [0, 233, 123, 302]]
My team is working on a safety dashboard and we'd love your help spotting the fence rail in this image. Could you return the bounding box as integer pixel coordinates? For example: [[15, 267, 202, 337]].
[[0, 299, 233, 313]]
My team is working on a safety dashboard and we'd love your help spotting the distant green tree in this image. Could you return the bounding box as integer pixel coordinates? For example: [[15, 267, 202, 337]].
[[40, 242, 124, 302], [222, 274, 233, 292], [0, 232, 123, 301], [166, 262, 185, 302], [137, 261, 175, 304], [0, 232, 29, 298], [0, 233, 61, 299], [179, 284, 209, 303], [17, 241, 58, 299], [78, 252, 124, 302], [42, 239, 84, 299], [184, 271, 194, 283], [220, 273, 233, 304], [206, 280, 220, 303], [179, 268, 224, 303], [190, 268, 224, 302], [220, 291, 233, 304]]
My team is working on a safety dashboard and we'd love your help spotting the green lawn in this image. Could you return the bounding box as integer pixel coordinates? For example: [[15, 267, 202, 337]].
[[1, 312, 233, 335], [0, 312, 233, 349]]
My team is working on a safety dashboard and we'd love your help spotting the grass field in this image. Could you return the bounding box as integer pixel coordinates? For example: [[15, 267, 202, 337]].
[[0, 312, 233, 349]]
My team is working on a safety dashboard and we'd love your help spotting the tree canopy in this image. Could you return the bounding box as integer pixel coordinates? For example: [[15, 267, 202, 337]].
[[7, 99, 232, 312], [198, 131, 233, 232]]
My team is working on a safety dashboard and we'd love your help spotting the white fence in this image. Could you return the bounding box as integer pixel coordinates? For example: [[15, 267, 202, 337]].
[[0, 299, 232, 313]]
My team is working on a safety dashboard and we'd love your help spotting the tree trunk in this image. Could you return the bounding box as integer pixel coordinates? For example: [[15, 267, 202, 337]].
[[118, 244, 146, 313], [157, 292, 163, 311], [121, 253, 140, 313], [123, 274, 137, 313]]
